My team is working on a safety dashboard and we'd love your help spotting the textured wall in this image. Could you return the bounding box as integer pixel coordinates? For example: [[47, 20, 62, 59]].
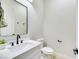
[[44, 0, 77, 57]]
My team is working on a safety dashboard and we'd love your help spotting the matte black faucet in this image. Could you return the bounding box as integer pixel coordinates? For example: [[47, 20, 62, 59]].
[[16, 34, 21, 44]]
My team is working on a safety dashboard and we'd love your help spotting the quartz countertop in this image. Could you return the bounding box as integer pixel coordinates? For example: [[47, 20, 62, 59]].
[[0, 39, 41, 59]]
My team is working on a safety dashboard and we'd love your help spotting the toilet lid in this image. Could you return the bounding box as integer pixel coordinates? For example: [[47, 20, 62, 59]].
[[41, 47, 54, 54]]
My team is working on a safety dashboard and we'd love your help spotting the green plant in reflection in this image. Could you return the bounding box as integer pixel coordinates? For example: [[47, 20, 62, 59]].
[[0, 2, 7, 28], [0, 39, 7, 44]]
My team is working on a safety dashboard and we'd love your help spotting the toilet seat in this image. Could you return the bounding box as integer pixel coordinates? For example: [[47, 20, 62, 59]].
[[41, 47, 54, 55]]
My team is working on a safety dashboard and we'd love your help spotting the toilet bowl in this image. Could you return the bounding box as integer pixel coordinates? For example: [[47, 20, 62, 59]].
[[41, 47, 54, 55], [37, 38, 54, 59]]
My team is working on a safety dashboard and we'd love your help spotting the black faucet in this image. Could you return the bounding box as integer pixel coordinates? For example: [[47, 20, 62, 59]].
[[16, 34, 21, 44]]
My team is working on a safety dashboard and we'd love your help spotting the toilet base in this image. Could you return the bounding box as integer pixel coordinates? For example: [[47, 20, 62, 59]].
[[41, 53, 53, 59]]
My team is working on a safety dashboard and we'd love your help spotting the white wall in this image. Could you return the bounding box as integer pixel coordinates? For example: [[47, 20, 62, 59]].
[[27, 0, 44, 40], [44, 0, 77, 57]]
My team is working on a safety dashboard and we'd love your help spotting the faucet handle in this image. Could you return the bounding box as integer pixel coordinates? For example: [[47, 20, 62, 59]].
[[10, 42, 14, 46], [21, 40, 23, 43]]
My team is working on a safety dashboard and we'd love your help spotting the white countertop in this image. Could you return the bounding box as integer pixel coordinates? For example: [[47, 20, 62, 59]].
[[0, 40, 41, 59]]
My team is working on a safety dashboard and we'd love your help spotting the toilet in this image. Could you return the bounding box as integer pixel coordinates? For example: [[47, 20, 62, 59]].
[[37, 38, 54, 59]]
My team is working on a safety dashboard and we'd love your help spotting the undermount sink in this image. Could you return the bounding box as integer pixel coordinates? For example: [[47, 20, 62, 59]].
[[8, 39, 39, 52]]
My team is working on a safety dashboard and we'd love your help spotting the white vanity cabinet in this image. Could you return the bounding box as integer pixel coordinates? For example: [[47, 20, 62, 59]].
[[13, 45, 41, 59], [0, 40, 42, 59]]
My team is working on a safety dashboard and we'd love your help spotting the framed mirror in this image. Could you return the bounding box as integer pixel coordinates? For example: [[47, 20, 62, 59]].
[[0, 0, 28, 36]]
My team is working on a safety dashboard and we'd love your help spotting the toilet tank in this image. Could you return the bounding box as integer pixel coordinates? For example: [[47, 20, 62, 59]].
[[37, 38, 44, 42], [37, 38, 47, 47]]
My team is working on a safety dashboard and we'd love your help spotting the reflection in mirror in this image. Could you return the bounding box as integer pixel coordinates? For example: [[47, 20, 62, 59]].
[[0, 2, 7, 28], [0, 0, 28, 36]]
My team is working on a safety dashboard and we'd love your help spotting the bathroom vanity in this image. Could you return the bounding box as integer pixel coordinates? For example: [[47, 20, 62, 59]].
[[0, 39, 42, 59], [0, 0, 42, 59]]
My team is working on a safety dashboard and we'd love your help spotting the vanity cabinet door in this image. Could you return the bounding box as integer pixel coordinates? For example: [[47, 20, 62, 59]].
[[30, 53, 41, 59], [13, 45, 41, 59]]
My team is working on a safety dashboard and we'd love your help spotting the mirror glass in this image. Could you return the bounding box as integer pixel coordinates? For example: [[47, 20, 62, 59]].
[[0, 0, 28, 36]]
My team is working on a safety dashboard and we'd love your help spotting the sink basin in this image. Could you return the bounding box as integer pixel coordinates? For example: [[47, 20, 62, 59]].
[[8, 40, 35, 52], [4, 39, 41, 58]]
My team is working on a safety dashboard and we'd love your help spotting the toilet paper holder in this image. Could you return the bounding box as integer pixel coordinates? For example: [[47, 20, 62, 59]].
[[73, 48, 78, 55], [57, 40, 62, 43]]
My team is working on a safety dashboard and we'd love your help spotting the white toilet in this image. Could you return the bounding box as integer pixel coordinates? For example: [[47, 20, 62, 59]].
[[37, 38, 54, 59]]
